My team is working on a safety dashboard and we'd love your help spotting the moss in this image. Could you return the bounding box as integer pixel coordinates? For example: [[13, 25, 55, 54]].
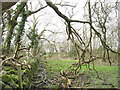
[[4, 84, 12, 88], [2, 74, 18, 87], [11, 74, 18, 83], [3, 66, 12, 71], [22, 82, 28, 87], [0, 81, 5, 87], [7, 70, 17, 74]]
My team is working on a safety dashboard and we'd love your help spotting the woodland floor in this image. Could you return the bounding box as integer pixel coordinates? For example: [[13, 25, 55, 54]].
[[29, 55, 119, 89]]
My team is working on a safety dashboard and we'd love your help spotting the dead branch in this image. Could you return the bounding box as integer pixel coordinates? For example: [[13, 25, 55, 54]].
[[29, 5, 48, 15]]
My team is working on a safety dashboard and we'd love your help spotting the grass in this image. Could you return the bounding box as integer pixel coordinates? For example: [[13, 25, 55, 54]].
[[46, 59, 78, 73], [46, 58, 118, 88]]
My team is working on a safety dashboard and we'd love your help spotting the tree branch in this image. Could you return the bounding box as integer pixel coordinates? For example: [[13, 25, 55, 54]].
[[45, 0, 89, 24], [12, 2, 27, 21], [30, 5, 48, 15]]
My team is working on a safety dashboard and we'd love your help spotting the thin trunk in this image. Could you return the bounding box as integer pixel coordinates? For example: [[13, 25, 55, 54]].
[[102, 25, 107, 62], [4, 20, 16, 55], [18, 65, 23, 88], [0, 1, 2, 56]]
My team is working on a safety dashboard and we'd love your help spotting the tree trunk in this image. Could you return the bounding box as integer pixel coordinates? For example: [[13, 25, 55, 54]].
[[3, 2, 27, 55]]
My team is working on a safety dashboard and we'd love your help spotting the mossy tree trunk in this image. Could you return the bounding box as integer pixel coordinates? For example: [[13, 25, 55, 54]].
[[3, 2, 27, 55]]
